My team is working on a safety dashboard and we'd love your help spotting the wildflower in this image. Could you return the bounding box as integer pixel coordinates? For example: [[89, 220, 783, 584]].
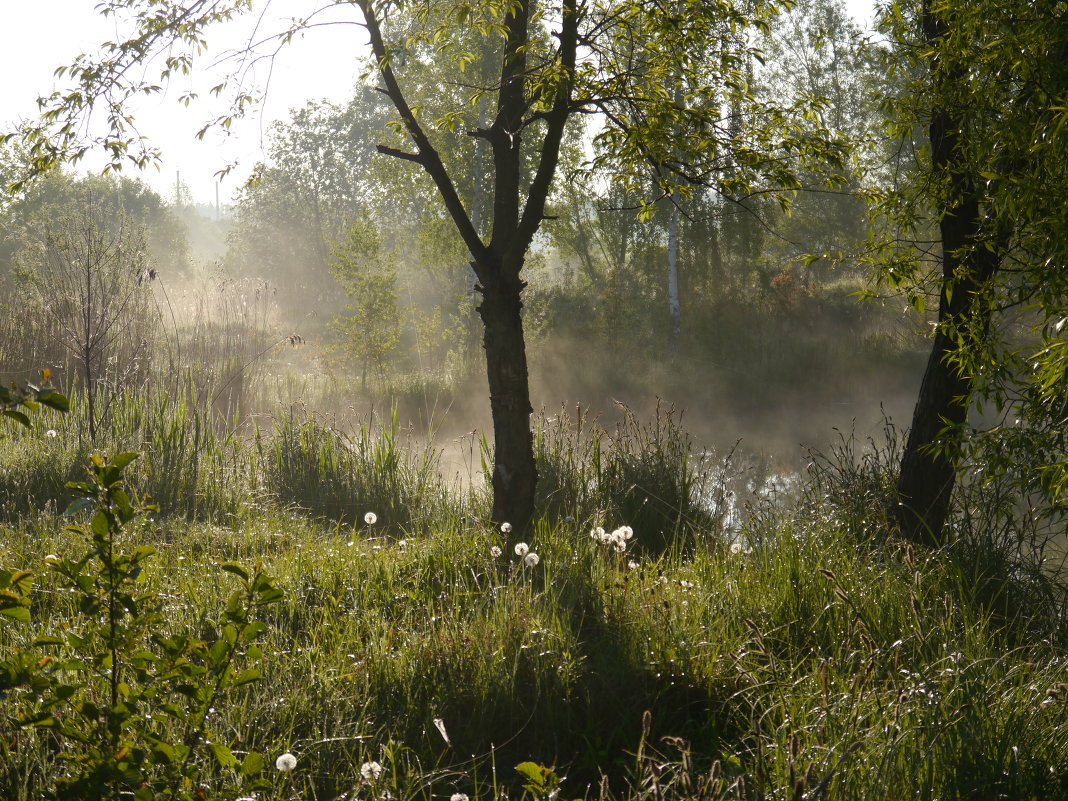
[[730, 542, 742, 555], [612, 525, 633, 541], [275, 752, 297, 772], [490, 545, 502, 558], [590, 526, 606, 541], [361, 761, 383, 781], [364, 512, 378, 525], [452, 794, 470, 801], [514, 542, 529, 557], [628, 560, 639, 570], [524, 552, 540, 568], [500, 522, 512, 534], [45, 429, 58, 438]]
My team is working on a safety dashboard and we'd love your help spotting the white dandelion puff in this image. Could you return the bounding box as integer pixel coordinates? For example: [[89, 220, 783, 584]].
[[490, 545, 502, 558], [514, 542, 529, 557], [730, 542, 743, 554], [500, 522, 512, 534], [364, 512, 378, 525], [451, 794, 470, 801], [275, 752, 297, 772], [524, 552, 540, 568], [360, 760, 383, 781], [45, 429, 58, 438]]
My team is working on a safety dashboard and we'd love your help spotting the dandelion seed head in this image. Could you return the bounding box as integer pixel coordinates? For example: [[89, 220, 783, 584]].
[[730, 542, 743, 554], [45, 429, 58, 438], [524, 552, 540, 568], [590, 526, 606, 541], [451, 794, 470, 801], [360, 760, 383, 781], [364, 512, 378, 525], [490, 545, 502, 558], [514, 542, 529, 557], [275, 752, 297, 772], [500, 522, 512, 534]]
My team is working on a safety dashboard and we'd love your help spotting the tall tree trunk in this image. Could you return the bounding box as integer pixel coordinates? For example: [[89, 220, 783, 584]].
[[893, 1, 1000, 545], [667, 199, 681, 354], [478, 265, 537, 530]]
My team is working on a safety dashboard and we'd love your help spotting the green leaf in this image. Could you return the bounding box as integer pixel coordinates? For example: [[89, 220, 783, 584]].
[[0, 606, 31, 623], [241, 751, 267, 777], [91, 511, 110, 538], [151, 742, 177, 765], [36, 389, 70, 412], [109, 452, 140, 472], [9, 570, 33, 594], [231, 668, 262, 687], [208, 741, 239, 768], [63, 498, 95, 516], [2, 409, 31, 428], [220, 563, 249, 582]]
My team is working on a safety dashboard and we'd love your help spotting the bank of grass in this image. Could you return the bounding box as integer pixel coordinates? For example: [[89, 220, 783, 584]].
[[3, 491, 1067, 800], [1, 397, 1067, 799]]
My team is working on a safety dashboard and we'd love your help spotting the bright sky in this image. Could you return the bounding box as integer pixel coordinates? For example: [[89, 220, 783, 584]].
[[0, 0, 876, 206]]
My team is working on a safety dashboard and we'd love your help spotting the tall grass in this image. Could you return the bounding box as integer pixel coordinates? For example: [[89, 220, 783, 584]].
[[2, 383, 1067, 800], [0, 383, 247, 521], [3, 497, 1065, 800], [258, 405, 445, 530], [533, 403, 737, 552]]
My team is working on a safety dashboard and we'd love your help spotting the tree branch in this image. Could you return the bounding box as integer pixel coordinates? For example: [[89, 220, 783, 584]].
[[376, 145, 423, 164], [514, 0, 580, 255], [356, 0, 486, 264]]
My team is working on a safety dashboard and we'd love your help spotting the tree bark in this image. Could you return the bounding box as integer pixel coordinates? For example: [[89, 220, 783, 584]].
[[893, 1, 1000, 545], [478, 264, 537, 530]]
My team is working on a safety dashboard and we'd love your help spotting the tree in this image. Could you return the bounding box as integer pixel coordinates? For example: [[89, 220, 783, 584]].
[[16, 202, 154, 442], [328, 218, 403, 390], [874, 0, 1068, 543], [227, 91, 393, 314], [15, 0, 842, 531]]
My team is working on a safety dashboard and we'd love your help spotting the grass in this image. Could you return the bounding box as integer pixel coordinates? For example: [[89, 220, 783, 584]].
[[1, 397, 1067, 801]]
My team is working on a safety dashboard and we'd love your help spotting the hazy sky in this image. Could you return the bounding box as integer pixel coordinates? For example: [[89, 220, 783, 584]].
[[1, 0, 877, 206]]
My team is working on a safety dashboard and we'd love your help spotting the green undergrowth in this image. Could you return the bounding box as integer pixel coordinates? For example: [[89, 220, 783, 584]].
[[3, 500, 1066, 800], [2, 397, 1066, 799]]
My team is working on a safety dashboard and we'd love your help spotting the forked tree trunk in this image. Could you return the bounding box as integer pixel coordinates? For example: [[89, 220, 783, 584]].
[[360, 0, 577, 533], [478, 265, 537, 530]]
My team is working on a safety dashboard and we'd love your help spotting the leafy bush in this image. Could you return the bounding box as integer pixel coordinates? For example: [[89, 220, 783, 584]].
[[0, 452, 283, 800]]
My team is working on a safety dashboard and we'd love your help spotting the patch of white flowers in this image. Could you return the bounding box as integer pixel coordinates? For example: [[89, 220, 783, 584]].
[[360, 760, 383, 781], [591, 525, 634, 552]]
